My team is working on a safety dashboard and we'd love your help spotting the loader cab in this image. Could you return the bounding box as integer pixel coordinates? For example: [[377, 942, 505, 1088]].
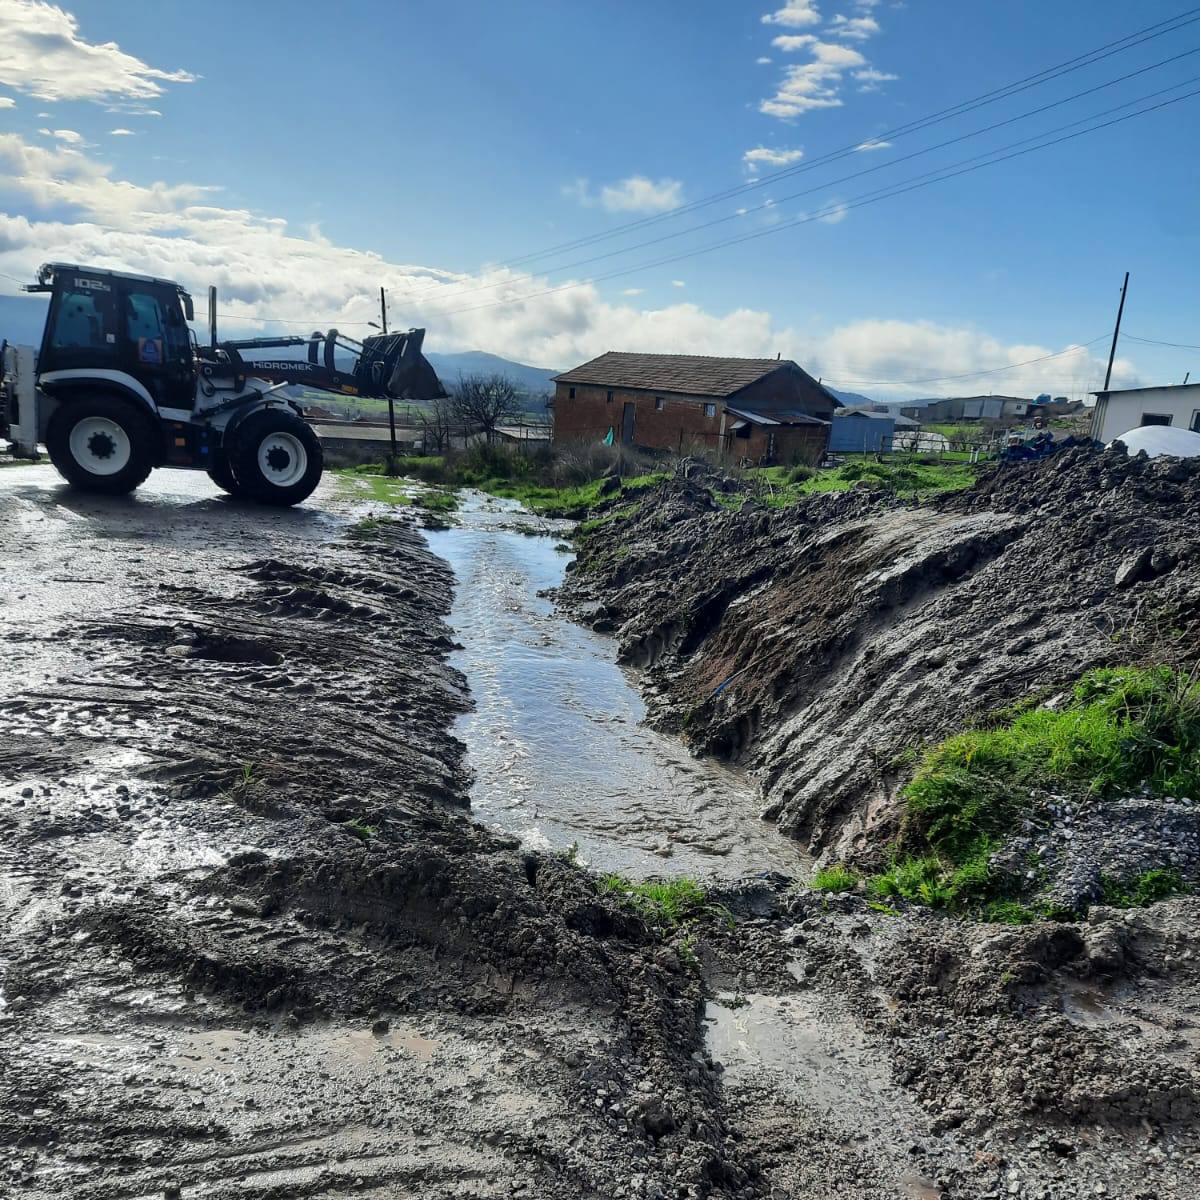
[[36, 264, 197, 412]]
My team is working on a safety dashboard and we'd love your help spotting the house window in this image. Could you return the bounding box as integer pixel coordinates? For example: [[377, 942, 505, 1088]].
[[607, 390, 614, 403], [704, 403, 717, 418], [1140, 413, 1173, 426], [654, 396, 664, 411], [568, 386, 575, 399]]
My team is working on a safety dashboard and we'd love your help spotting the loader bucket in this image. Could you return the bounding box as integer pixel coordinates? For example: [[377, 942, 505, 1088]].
[[359, 329, 447, 401]]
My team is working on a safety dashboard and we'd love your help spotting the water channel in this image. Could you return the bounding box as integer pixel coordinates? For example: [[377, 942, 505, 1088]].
[[425, 491, 804, 881]]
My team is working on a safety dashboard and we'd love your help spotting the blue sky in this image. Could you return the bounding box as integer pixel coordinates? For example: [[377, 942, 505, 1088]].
[[0, 0, 1197, 397]]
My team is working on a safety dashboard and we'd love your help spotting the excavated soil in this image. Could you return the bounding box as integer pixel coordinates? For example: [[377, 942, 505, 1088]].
[[561, 447, 1200, 1196]]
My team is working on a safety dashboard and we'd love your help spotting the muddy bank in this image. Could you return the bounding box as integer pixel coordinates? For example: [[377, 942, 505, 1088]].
[[561, 448, 1200, 860], [0, 466, 753, 1199]]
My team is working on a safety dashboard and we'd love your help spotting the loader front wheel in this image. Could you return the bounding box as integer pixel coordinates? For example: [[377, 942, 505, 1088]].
[[47, 393, 155, 495], [228, 409, 322, 507]]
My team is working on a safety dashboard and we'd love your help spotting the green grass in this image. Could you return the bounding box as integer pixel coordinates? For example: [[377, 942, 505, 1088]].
[[597, 874, 727, 929], [345, 818, 378, 842], [1100, 869, 1188, 908], [738, 458, 977, 506], [810, 863, 860, 892], [873, 666, 1200, 918]]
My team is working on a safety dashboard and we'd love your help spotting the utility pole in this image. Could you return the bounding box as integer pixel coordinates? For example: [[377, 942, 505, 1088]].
[[380, 286, 397, 467], [1102, 271, 1129, 393]]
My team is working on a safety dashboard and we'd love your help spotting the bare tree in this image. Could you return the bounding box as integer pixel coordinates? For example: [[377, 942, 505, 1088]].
[[450, 373, 522, 443], [422, 394, 457, 454]]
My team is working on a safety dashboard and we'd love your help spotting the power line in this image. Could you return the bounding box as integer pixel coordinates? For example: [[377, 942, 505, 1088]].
[[423, 83, 1200, 321], [389, 5, 1200, 300], [393, 56, 1200, 313], [1124, 333, 1200, 350]]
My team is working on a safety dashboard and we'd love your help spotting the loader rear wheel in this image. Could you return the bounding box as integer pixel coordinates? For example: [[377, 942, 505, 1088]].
[[47, 393, 155, 495], [228, 409, 322, 507]]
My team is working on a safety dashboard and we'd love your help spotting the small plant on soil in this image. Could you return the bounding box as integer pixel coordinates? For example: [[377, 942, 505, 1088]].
[[558, 841, 582, 866], [345, 818, 377, 842], [597, 875, 730, 930], [809, 864, 860, 892]]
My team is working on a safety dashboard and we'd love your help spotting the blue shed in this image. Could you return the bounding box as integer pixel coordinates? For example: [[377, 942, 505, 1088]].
[[828, 410, 896, 453]]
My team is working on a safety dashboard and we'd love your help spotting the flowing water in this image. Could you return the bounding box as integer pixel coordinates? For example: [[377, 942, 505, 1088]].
[[425, 491, 804, 881]]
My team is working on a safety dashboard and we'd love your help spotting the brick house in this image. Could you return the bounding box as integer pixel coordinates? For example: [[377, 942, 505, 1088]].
[[551, 352, 838, 465]]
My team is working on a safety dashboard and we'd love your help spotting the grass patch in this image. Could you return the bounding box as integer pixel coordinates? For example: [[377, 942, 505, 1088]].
[[1100, 868, 1188, 909], [810, 863, 860, 892], [738, 458, 977, 506], [874, 666, 1200, 917], [597, 875, 728, 930]]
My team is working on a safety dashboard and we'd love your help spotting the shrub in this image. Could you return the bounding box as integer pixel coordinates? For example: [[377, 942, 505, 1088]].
[[786, 464, 815, 484]]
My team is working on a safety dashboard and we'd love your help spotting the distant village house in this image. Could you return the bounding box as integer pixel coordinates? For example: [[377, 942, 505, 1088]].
[[1091, 382, 1200, 444], [551, 352, 838, 465]]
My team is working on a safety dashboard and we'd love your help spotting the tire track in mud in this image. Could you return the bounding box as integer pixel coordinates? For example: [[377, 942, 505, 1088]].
[[0, 474, 754, 1200]]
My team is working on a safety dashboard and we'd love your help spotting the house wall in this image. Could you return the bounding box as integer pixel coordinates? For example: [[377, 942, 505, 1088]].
[[1092, 385, 1200, 443], [726, 421, 827, 466], [552, 382, 726, 452], [828, 413, 895, 453], [732, 367, 839, 420]]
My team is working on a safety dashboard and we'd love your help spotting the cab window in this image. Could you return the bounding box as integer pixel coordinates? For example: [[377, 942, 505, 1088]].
[[125, 290, 191, 366], [49, 286, 116, 354]]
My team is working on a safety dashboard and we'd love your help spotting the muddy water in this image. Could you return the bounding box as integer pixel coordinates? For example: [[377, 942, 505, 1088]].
[[425, 491, 803, 881]]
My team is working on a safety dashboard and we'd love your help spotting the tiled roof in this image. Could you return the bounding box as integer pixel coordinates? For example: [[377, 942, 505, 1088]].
[[554, 351, 795, 398]]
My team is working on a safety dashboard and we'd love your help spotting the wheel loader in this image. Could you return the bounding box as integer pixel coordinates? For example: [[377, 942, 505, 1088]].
[[0, 262, 446, 506]]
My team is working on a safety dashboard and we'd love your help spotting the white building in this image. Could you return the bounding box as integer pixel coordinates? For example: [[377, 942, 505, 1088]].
[[1091, 382, 1200, 444]]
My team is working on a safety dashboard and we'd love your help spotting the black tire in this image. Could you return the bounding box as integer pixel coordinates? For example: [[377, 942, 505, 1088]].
[[227, 408, 323, 507], [206, 449, 246, 497], [46, 392, 156, 495]]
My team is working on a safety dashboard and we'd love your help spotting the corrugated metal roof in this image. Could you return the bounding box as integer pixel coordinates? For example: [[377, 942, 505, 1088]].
[[554, 351, 793, 397], [725, 405, 829, 427]]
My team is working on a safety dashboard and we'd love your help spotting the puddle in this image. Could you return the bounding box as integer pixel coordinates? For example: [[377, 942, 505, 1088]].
[[425, 492, 804, 881]]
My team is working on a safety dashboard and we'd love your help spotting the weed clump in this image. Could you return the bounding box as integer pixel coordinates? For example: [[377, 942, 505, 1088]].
[[809, 863, 859, 892], [874, 666, 1200, 918]]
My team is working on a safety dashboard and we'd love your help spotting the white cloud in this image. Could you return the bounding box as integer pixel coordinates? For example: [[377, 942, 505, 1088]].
[[828, 14, 879, 39], [800, 320, 1133, 398], [854, 67, 899, 92], [671, 280, 686, 288], [0, 130, 1137, 393], [0, 0, 196, 103], [743, 146, 805, 174], [855, 139, 891, 151], [756, 56, 773, 65], [109, 128, 135, 136], [819, 201, 848, 224], [622, 288, 644, 296], [760, 40, 866, 118], [762, 2, 821, 27], [0, 95, 14, 108], [566, 175, 684, 214], [772, 34, 817, 51], [38, 126, 82, 144]]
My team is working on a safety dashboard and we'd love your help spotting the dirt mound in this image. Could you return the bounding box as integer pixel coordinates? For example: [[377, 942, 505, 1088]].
[[562, 447, 1200, 860]]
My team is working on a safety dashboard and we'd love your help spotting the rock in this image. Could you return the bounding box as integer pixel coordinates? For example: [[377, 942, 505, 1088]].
[[1114, 547, 1154, 589], [639, 1095, 676, 1138]]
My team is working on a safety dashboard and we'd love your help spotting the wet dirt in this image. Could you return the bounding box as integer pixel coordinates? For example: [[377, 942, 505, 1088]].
[[426, 491, 803, 880], [0, 464, 756, 1199]]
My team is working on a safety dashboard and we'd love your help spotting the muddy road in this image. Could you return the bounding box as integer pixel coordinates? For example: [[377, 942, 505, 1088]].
[[0, 465, 757, 1199]]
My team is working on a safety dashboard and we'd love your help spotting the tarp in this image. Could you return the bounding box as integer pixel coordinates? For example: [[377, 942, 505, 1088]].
[[1110, 425, 1200, 458]]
